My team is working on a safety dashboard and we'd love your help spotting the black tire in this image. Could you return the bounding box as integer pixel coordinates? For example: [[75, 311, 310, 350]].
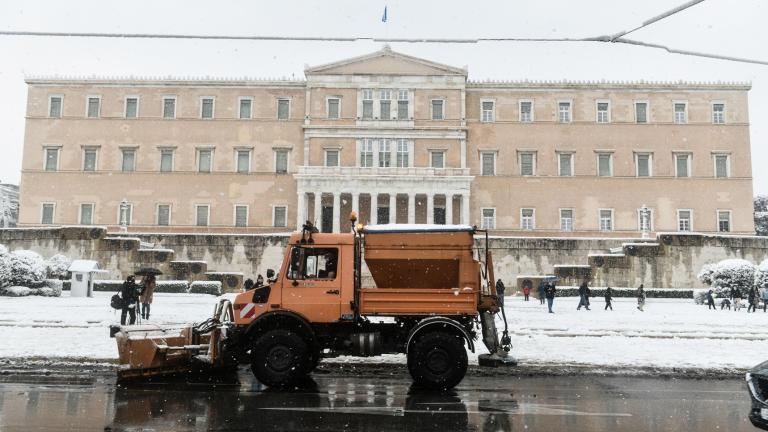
[[250, 329, 309, 387], [407, 332, 468, 390]]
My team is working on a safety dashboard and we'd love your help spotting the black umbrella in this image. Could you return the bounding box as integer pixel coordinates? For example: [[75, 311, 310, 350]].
[[135, 267, 163, 276]]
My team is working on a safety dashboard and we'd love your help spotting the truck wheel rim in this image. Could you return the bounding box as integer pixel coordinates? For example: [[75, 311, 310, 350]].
[[266, 345, 292, 371], [426, 348, 450, 375]]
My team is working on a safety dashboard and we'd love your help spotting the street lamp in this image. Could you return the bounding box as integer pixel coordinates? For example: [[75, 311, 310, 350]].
[[119, 199, 129, 233], [640, 204, 650, 239]]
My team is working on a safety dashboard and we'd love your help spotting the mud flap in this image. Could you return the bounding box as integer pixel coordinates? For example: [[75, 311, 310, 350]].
[[478, 311, 518, 368]]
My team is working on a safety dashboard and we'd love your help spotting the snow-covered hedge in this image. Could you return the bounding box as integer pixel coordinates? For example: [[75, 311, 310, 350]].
[[0, 279, 63, 297], [155, 281, 189, 294], [698, 259, 756, 297], [189, 281, 222, 296], [7, 250, 46, 287], [755, 259, 768, 289], [543, 287, 693, 299], [45, 254, 71, 279]]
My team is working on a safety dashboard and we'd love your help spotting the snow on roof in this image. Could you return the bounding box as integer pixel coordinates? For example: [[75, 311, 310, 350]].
[[553, 264, 592, 268], [622, 242, 660, 247], [363, 224, 474, 234], [68, 260, 103, 272]]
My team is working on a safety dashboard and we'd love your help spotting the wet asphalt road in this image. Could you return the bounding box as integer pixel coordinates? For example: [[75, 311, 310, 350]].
[[0, 367, 757, 432]]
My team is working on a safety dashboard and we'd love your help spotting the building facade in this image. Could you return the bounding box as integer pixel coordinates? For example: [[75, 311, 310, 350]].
[[18, 47, 755, 235]]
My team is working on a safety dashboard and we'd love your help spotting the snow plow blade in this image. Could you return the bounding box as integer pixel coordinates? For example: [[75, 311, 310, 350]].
[[112, 324, 205, 380], [110, 300, 237, 381]]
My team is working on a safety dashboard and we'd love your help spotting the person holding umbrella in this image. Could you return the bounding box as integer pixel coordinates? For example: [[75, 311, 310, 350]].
[[136, 268, 162, 321]]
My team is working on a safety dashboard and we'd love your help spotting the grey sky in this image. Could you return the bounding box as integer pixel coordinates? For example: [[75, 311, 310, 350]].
[[0, 0, 765, 194]]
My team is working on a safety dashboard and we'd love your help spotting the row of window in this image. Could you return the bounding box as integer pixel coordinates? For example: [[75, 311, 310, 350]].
[[479, 208, 733, 233], [478, 151, 732, 178], [41, 144, 734, 179], [40, 203, 289, 228], [479, 99, 726, 124], [47, 93, 729, 125], [48, 95, 291, 120], [43, 147, 291, 174]]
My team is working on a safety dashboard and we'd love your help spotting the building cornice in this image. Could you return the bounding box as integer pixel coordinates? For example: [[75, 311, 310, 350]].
[[24, 75, 306, 87], [468, 79, 751, 91]]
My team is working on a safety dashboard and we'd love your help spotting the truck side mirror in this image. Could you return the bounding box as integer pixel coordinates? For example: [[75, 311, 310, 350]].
[[266, 269, 275, 279]]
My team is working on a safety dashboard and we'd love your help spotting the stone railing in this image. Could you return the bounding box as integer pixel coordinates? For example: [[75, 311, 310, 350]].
[[297, 166, 471, 177]]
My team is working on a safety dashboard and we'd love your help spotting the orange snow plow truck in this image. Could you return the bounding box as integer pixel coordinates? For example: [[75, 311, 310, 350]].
[[112, 218, 516, 390]]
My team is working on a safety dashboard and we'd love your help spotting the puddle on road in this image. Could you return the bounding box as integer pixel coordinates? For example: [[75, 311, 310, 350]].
[[0, 372, 754, 432]]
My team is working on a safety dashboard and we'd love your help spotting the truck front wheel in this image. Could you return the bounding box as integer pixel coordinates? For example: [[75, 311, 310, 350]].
[[250, 329, 309, 387], [407, 332, 468, 390]]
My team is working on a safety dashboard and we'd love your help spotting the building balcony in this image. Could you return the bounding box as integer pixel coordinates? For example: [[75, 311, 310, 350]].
[[296, 166, 471, 177]]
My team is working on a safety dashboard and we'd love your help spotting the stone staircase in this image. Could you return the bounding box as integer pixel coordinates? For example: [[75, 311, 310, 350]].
[[102, 235, 243, 292], [553, 238, 663, 287]]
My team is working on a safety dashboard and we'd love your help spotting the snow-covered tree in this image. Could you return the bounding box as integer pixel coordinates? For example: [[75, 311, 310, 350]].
[[697, 263, 717, 286], [8, 250, 46, 287], [45, 254, 71, 279], [756, 195, 768, 236], [0, 244, 10, 288], [707, 259, 756, 297], [755, 259, 768, 289]]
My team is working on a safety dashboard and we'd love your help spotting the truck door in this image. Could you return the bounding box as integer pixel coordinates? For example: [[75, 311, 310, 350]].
[[282, 246, 342, 323]]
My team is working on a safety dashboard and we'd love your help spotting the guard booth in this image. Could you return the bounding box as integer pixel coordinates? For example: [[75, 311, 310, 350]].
[[68, 260, 107, 297]]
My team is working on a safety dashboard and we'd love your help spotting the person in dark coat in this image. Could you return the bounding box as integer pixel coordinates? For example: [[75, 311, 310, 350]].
[[538, 281, 547, 305], [748, 287, 758, 313], [637, 284, 646, 311], [120, 275, 140, 325], [495, 279, 506, 306], [706, 289, 717, 310], [577, 279, 591, 311], [255, 274, 264, 287], [604, 287, 613, 311], [545, 283, 556, 313]]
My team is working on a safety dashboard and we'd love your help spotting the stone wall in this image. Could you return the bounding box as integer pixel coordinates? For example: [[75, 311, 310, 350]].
[[1, 227, 766, 289]]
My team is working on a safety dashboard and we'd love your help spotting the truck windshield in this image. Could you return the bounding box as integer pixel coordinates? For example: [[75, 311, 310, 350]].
[[287, 247, 339, 280]]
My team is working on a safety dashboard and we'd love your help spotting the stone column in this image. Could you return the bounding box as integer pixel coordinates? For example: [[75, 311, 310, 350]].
[[332, 192, 340, 233], [461, 194, 470, 225], [389, 193, 396, 224], [370, 193, 377, 225], [408, 194, 416, 224], [426, 193, 435, 225], [314, 192, 322, 228], [460, 139, 467, 169], [296, 191, 306, 230], [445, 194, 453, 225]]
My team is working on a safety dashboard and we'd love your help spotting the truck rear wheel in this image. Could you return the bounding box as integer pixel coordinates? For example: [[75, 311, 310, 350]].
[[250, 329, 309, 387], [407, 332, 468, 390]]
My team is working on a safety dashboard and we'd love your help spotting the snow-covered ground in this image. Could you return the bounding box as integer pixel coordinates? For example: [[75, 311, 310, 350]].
[[0, 292, 766, 373]]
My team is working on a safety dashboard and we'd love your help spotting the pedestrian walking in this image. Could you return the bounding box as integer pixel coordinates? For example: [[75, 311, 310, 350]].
[[139, 274, 156, 320], [577, 279, 591, 311], [733, 287, 743, 311], [706, 289, 716, 310], [761, 287, 768, 312], [120, 275, 140, 325], [748, 287, 759, 313], [637, 284, 646, 311], [545, 283, 556, 313], [538, 281, 547, 305], [522, 282, 531, 301], [604, 287, 613, 311], [495, 279, 506, 306]]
